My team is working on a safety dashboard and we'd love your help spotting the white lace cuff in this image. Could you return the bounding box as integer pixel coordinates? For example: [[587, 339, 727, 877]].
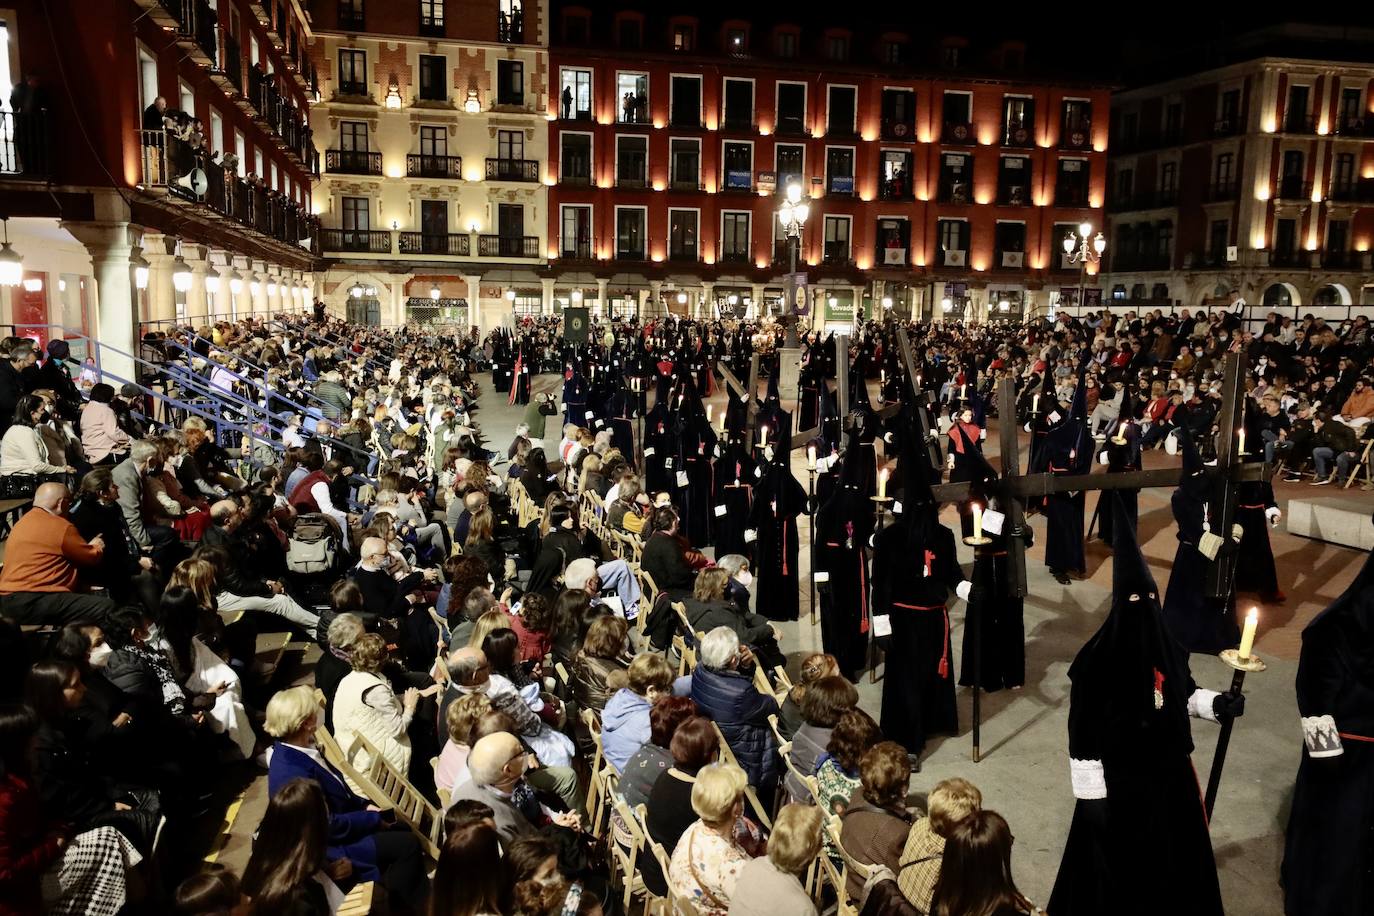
[[1265, 507, 1281, 521], [955, 580, 972, 602], [1069, 758, 1106, 799], [1302, 715, 1344, 758], [1187, 688, 1220, 722]]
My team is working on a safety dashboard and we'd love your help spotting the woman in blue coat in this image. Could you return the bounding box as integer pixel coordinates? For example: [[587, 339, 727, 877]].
[[688, 627, 780, 795]]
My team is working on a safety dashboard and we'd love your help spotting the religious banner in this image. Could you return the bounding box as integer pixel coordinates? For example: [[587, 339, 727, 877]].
[[563, 307, 589, 343], [1083, 287, 1103, 310], [786, 271, 810, 317]]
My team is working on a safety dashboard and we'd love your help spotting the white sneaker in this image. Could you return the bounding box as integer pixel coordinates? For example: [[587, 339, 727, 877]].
[[1311, 477, 1332, 486]]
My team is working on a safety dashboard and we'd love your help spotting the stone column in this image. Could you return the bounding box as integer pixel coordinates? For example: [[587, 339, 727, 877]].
[[750, 283, 764, 321], [464, 274, 482, 330], [388, 275, 404, 326], [61, 219, 139, 382], [142, 233, 176, 325], [185, 244, 210, 324], [596, 278, 608, 318], [541, 277, 556, 315], [231, 256, 252, 320], [700, 282, 714, 319], [649, 280, 663, 319]]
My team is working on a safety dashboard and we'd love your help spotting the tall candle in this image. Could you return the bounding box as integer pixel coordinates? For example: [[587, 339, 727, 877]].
[[720, 412, 727, 433], [807, 446, 817, 470], [972, 502, 984, 539], [1238, 428, 1246, 454], [1238, 607, 1259, 660], [1032, 394, 1040, 414], [1118, 421, 1127, 439], [877, 468, 889, 499], [758, 424, 768, 448], [706, 404, 713, 423]]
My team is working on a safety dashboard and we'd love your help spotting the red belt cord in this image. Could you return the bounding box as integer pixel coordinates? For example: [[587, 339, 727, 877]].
[[892, 601, 950, 678]]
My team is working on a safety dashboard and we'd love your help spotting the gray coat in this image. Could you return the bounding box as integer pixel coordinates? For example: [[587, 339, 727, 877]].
[[727, 857, 817, 916], [445, 780, 534, 845], [111, 456, 151, 548]]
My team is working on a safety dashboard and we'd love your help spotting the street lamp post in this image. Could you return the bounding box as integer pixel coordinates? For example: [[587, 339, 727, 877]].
[[777, 182, 810, 347], [1063, 222, 1106, 316]]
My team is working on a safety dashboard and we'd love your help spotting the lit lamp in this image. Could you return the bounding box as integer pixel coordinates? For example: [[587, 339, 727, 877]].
[[350, 284, 363, 299], [227, 270, 242, 296], [677, 291, 687, 304], [0, 218, 22, 287], [430, 284, 441, 300], [998, 299, 1010, 312], [881, 296, 893, 309], [133, 255, 151, 291], [171, 255, 193, 293], [385, 81, 402, 109], [22, 276, 42, 292], [1063, 222, 1106, 314], [465, 89, 481, 114], [506, 288, 516, 302], [941, 296, 953, 311], [571, 289, 583, 303]]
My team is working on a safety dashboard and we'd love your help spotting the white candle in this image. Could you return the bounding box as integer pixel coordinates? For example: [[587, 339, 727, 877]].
[[758, 424, 768, 448], [720, 412, 727, 433], [972, 502, 983, 539], [706, 404, 713, 423], [1118, 421, 1127, 439], [877, 468, 889, 500], [1032, 394, 1040, 414], [807, 446, 817, 470], [1238, 428, 1246, 454], [1238, 607, 1258, 660]]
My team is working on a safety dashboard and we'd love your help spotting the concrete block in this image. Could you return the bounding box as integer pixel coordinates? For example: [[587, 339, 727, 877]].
[[1287, 497, 1374, 550]]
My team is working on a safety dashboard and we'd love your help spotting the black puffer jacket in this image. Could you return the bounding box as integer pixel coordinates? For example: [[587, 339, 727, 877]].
[[688, 663, 779, 790], [684, 598, 772, 648]]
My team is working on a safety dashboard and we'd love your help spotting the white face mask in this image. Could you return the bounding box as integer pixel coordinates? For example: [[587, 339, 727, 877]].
[[736, 571, 753, 589], [88, 643, 113, 668]]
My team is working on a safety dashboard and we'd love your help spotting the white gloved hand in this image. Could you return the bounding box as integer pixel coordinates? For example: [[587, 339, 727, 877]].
[[947, 454, 956, 470], [1231, 523, 1244, 542], [955, 580, 972, 602], [1098, 451, 1109, 466], [1265, 507, 1281, 525]]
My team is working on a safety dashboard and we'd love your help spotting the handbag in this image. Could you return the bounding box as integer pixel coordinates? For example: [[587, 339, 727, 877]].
[[0, 473, 37, 500]]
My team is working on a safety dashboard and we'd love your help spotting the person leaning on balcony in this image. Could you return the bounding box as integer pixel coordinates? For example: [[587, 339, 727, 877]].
[[0, 482, 114, 628], [141, 95, 168, 132]]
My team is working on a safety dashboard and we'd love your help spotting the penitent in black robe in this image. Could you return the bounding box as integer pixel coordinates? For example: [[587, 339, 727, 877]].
[[711, 441, 757, 562], [871, 504, 961, 755], [815, 480, 875, 681], [748, 443, 807, 622]]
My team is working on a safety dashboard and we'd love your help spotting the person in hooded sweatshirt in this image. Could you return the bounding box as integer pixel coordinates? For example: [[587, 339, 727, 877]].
[[599, 653, 676, 773]]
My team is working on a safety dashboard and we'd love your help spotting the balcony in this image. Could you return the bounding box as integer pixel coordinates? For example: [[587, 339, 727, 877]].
[[1111, 253, 1172, 272], [774, 116, 807, 137], [1108, 188, 1178, 212], [1053, 186, 1090, 208], [616, 174, 648, 190], [773, 240, 794, 266], [398, 232, 470, 256], [561, 240, 593, 260], [877, 244, 908, 267], [721, 117, 755, 133], [1334, 115, 1374, 138], [1276, 179, 1313, 202], [822, 244, 852, 266], [560, 171, 592, 187], [497, 7, 524, 43], [668, 246, 698, 263], [938, 248, 968, 268], [337, 8, 364, 30], [1059, 125, 1092, 150], [1282, 113, 1318, 135], [336, 81, 369, 100], [878, 179, 914, 202], [486, 158, 540, 182], [1205, 181, 1239, 202], [1329, 182, 1374, 204], [419, 16, 445, 38], [478, 235, 539, 258], [941, 122, 975, 145], [322, 229, 391, 253], [719, 250, 750, 264], [211, 30, 243, 94], [406, 154, 463, 179], [669, 114, 706, 129], [670, 176, 702, 192], [1322, 250, 1361, 269], [615, 247, 647, 262], [881, 118, 915, 141], [1269, 248, 1301, 267], [136, 131, 321, 255], [0, 110, 50, 180], [1213, 118, 1242, 138], [326, 149, 382, 175], [1001, 123, 1035, 148]]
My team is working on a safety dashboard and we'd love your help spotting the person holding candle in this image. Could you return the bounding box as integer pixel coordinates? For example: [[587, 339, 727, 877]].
[[1031, 358, 1092, 586], [1282, 522, 1374, 916], [747, 425, 808, 623], [946, 406, 986, 539], [1232, 415, 1286, 604], [1050, 496, 1244, 916]]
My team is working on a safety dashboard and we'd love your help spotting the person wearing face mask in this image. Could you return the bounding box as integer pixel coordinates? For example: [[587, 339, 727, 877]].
[[0, 393, 76, 480], [439, 646, 575, 771], [349, 536, 438, 672], [69, 468, 161, 614], [0, 482, 112, 627], [112, 439, 183, 573], [716, 554, 755, 620]]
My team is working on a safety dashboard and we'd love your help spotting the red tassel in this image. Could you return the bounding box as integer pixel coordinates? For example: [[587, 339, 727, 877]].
[[938, 608, 951, 678]]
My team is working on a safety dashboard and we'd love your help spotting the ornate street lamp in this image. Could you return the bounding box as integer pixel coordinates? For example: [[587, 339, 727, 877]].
[[1063, 222, 1106, 315], [776, 181, 810, 346]]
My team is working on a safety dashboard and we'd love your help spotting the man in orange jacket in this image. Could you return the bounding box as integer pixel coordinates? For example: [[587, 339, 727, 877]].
[[0, 481, 114, 626]]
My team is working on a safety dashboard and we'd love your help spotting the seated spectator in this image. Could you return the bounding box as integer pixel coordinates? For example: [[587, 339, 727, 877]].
[[0, 394, 74, 478], [520, 448, 556, 505], [667, 762, 757, 915], [288, 452, 351, 552], [332, 633, 420, 788], [448, 489, 488, 546], [440, 646, 575, 770], [777, 653, 840, 741], [897, 777, 983, 912], [435, 554, 491, 623], [685, 568, 784, 671], [263, 686, 427, 908], [715, 553, 754, 619], [80, 384, 131, 467], [606, 477, 649, 536], [527, 501, 588, 599], [728, 803, 823, 916], [157, 585, 255, 760], [181, 417, 244, 496], [564, 555, 643, 622], [240, 777, 353, 915], [435, 692, 492, 800], [642, 507, 700, 595], [173, 863, 241, 916], [549, 590, 599, 668], [26, 660, 161, 852], [579, 453, 607, 498], [928, 809, 1036, 916], [350, 536, 437, 671], [456, 588, 501, 648], [0, 482, 113, 627], [508, 592, 554, 666], [601, 653, 678, 773], [786, 675, 859, 803], [644, 716, 721, 896], [315, 609, 364, 731], [617, 695, 697, 808], [1337, 377, 1374, 428], [0, 702, 145, 915], [69, 468, 161, 613], [193, 542, 320, 633], [816, 708, 883, 815], [447, 731, 581, 845], [144, 436, 212, 541], [429, 820, 506, 916], [688, 627, 780, 792], [839, 741, 914, 899], [113, 440, 182, 571], [468, 608, 514, 652], [464, 507, 509, 584], [571, 614, 632, 713]]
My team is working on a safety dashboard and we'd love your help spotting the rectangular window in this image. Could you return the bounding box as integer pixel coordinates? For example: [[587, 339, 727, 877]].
[[939, 152, 971, 204], [1218, 89, 1240, 131], [823, 215, 851, 263], [942, 91, 971, 127], [559, 68, 592, 120], [210, 110, 223, 156], [672, 26, 693, 51], [670, 138, 699, 189], [616, 208, 646, 259], [827, 85, 856, 136], [1115, 167, 1134, 201], [671, 76, 702, 127], [1274, 218, 1297, 261], [1055, 158, 1089, 206], [825, 147, 854, 194], [775, 143, 804, 188], [776, 83, 806, 135], [776, 32, 796, 58], [498, 129, 524, 161], [1280, 150, 1305, 198], [1164, 102, 1183, 140], [269, 161, 278, 190], [618, 18, 642, 49], [616, 136, 647, 187], [1061, 99, 1092, 134], [880, 150, 913, 200], [560, 205, 592, 259], [338, 0, 364, 28], [721, 212, 750, 261], [1119, 111, 1138, 144], [875, 218, 909, 265], [998, 155, 1030, 205], [419, 0, 443, 34], [1333, 152, 1356, 196], [881, 89, 915, 140], [1156, 222, 1173, 260], [938, 219, 968, 264], [564, 13, 588, 45], [254, 149, 264, 180], [234, 130, 246, 177], [497, 205, 525, 252], [342, 196, 370, 231], [617, 73, 648, 124], [338, 49, 367, 96], [138, 48, 159, 114], [560, 134, 591, 183], [723, 78, 754, 130], [339, 121, 368, 151], [722, 141, 752, 190], [179, 79, 194, 115], [995, 221, 1026, 267], [1213, 152, 1234, 190], [419, 125, 447, 157], [826, 36, 848, 61], [497, 60, 524, 106], [420, 199, 448, 242], [1328, 218, 1350, 255], [669, 210, 698, 260], [418, 55, 447, 101], [1286, 84, 1311, 132], [1338, 87, 1363, 130], [727, 29, 747, 53], [1208, 219, 1229, 262], [1160, 161, 1177, 194]]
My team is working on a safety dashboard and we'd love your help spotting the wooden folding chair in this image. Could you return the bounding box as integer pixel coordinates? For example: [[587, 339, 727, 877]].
[[579, 708, 612, 840], [337, 881, 376, 916], [1344, 440, 1374, 488], [636, 804, 693, 916], [820, 813, 873, 916], [344, 732, 444, 860], [609, 797, 655, 914], [671, 633, 696, 677], [709, 722, 773, 830], [431, 755, 451, 809]]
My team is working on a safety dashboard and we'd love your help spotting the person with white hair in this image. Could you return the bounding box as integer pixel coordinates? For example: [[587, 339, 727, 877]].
[[564, 555, 642, 620], [688, 626, 780, 793]]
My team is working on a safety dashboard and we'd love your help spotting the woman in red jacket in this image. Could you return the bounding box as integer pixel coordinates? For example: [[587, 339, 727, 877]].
[[0, 704, 65, 916]]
